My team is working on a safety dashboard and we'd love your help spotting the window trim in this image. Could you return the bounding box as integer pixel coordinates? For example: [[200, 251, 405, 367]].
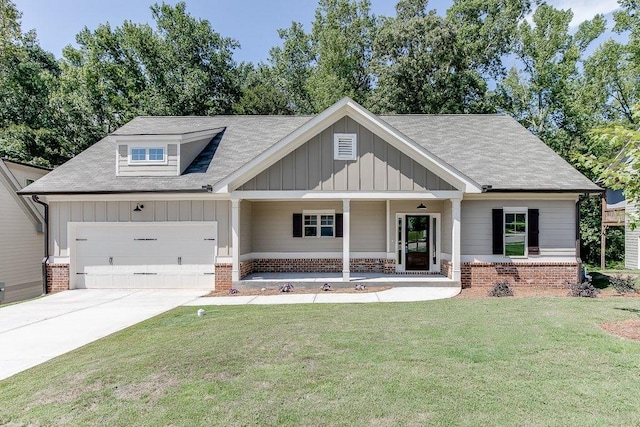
[[333, 133, 357, 161], [503, 207, 527, 258], [128, 145, 168, 165], [302, 210, 336, 238]]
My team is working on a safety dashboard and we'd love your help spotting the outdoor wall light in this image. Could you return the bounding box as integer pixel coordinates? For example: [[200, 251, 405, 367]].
[[133, 203, 144, 212], [416, 203, 427, 210]]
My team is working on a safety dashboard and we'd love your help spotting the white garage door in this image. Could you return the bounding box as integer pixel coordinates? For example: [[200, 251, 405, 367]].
[[71, 222, 216, 289]]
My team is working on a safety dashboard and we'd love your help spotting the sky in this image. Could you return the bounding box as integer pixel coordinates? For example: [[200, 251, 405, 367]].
[[12, 0, 622, 64]]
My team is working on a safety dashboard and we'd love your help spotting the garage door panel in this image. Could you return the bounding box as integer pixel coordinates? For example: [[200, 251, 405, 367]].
[[73, 222, 217, 290]]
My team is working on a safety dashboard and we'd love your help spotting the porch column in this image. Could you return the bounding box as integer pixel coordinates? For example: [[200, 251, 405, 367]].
[[342, 199, 350, 282], [451, 198, 461, 282], [231, 198, 240, 282]]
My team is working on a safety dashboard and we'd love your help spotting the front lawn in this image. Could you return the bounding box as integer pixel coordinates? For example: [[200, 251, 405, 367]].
[[2, 297, 640, 426]]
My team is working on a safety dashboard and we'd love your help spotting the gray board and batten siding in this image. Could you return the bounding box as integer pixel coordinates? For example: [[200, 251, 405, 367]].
[[238, 116, 456, 192]]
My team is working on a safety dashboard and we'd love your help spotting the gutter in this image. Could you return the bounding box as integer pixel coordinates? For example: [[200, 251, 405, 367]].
[[18, 188, 213, 196], [31, 195, 49, 296], [481, 185, 604, 194]]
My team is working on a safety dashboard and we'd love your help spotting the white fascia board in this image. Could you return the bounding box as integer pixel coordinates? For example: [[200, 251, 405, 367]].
[[108, 128, 221, 145], [231, 190, 463, 200], [216, 97, 481, 194], [41, 192, 230, 203], [464, 193, 581, 201]]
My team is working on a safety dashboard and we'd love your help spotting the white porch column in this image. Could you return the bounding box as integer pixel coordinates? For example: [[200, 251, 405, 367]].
[[342, 199, 350, 282], [451, 198, 461, 282], [231, 198, 240, 282]]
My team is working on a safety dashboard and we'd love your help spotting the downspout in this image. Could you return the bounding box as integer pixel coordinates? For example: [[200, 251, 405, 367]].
[[32, 195, 49, 295]]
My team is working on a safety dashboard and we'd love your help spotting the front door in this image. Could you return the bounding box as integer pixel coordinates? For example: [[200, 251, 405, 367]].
[[405, 215, 430, 270]]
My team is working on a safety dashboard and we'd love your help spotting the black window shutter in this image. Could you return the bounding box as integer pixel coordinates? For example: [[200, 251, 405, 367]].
[[528, 208, 540, 252], [335, 213, 343, 237], [492, 209, 504, 255], [293, 213, 302, 237]]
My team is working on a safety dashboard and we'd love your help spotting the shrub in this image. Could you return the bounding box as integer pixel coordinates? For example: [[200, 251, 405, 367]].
[[228, 288, 239, 295], [568, 278, 600, 298], [354, 283, 366, 291], [279, 283, 294, 293], [487, 281, 514, 297], [320, 283, 332, 291], [609, 275, 638, 294]]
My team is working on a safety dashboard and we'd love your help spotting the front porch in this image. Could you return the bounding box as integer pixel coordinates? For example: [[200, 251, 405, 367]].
[[226, 194, 463, 289], [236, 271, 457, 290]]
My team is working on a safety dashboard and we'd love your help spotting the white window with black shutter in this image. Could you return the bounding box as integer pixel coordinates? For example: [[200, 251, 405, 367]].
[[293, 211, 343, 238], [492, 207, 539, 258]]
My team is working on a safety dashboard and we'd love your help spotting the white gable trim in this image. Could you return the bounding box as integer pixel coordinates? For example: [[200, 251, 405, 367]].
[[215, 97, 482, 194]]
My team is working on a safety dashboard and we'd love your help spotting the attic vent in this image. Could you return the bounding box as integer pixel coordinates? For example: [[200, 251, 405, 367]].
[[334, 133, 357, 160]]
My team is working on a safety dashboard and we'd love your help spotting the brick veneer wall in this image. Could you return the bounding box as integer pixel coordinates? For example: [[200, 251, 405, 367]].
[[441, 260, 453, 279], [46, 263, 69, 293], [215, 263, 232, 290], [383, 259, 396, 274], [460, 262, 579, 288], [251, 258, 389, 273], [240, 260, 254, 279]]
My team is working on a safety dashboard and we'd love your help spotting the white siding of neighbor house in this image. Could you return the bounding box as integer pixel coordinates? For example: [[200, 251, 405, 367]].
[[461, 199, 576, 256], [250, 201, 387, 253], [48, 200, 231, 257], [0, 176, 43, 303], [117, 144, 179, 176], [625, 202, 639, 269], [239, 116, 456, 192]]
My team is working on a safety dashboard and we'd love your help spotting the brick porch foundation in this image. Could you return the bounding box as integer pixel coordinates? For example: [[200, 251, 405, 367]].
[[46, 263, 70, 293], [458, 262, 579, 288], [250, 258, 389, 274]]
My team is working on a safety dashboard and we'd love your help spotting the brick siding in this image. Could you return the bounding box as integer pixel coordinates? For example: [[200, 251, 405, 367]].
[[251, 258, 389, 273], [46, 263, 69, 293], [441, 260, 453, 279], [460, 262, 579, 288], [215, 263, 232, 291], [240, 260, 254, 279]]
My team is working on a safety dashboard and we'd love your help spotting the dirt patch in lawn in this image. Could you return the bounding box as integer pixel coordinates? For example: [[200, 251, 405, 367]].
[[206, 285, 391, 297], [601, 319, 640, 342]]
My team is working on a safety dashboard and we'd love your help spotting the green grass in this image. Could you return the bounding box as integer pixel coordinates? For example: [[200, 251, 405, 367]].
[[2, 298, 640, 426]]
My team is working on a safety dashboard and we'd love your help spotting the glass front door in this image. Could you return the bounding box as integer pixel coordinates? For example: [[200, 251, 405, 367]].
[[405, 215, 430, 271]]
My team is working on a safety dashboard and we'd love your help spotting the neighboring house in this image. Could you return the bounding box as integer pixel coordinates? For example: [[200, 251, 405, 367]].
[[0, 158, 49, 303], [20, 98, 601, 292]]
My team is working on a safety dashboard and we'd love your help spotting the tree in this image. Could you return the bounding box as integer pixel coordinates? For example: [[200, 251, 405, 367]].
[[233, 63, 293, 115], [0, 0, 63, 166], [370, 0, 491, 114], [306, 0, 376, 111], [495, 4, 605, 160], [56, 2, 240, 139]]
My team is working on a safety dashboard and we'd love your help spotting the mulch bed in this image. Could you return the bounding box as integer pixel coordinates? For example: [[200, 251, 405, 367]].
[[205, 285, 391, 297]]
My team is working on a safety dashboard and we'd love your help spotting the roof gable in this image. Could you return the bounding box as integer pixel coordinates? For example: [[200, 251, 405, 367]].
[[219, 97, 481, 193], [238, 115, 456, 192]]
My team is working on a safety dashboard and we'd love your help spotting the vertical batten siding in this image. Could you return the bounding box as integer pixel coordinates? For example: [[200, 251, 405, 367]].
[[625, 203, 639, 269], [350, 201, 386, 252], [238, 116, 455, 192], [460, 199, 576, 256], [0, 179, 43, 301], [49, 200, 231, 257], [240, 200, 253, 255], [251, 201, 343, 252]]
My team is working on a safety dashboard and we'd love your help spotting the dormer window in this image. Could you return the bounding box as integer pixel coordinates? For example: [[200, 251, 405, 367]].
[[129, 147, 166, 164]]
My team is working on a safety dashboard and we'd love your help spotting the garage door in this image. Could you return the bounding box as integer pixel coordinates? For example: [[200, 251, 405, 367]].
[[71, 222, 216, 289]]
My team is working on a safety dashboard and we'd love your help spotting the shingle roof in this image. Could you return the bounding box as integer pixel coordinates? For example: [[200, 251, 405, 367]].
[[21, 111, 599, 194]]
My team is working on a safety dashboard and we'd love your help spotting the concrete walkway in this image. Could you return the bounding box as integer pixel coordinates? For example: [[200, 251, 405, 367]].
[[0, 289, 206, 381], [184, 285, 461, 306]]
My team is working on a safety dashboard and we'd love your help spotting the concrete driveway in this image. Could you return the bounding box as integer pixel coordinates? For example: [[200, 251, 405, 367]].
[[0, 289, 206, 381]]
